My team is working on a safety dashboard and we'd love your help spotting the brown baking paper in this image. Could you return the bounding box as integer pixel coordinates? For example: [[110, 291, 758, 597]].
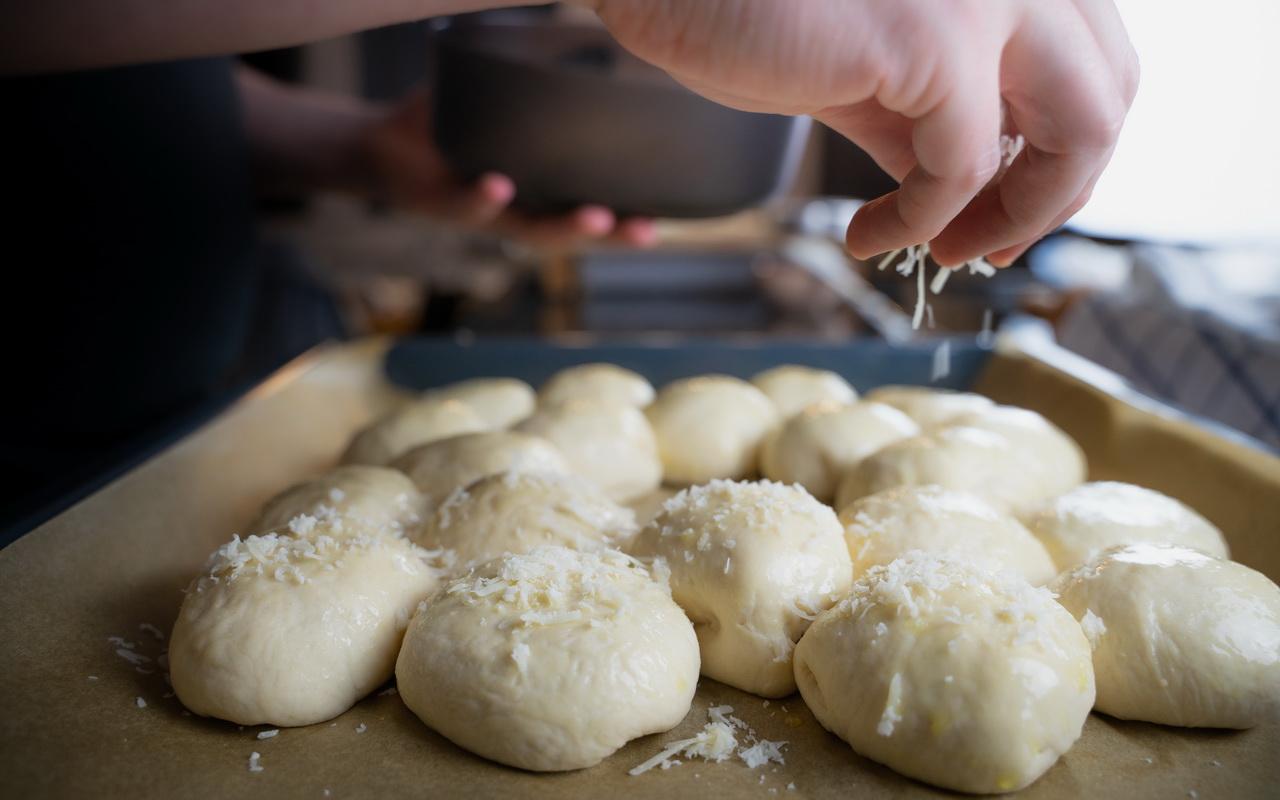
[[2, 337, 1277, 799]]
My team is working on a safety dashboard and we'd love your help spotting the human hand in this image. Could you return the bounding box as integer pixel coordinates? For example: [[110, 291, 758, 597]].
[[360, 89, 657, 248], [589, 0, 1137, 266]]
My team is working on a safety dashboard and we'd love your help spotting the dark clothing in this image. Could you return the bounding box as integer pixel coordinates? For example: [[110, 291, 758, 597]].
[[2, 57, 259, 524]]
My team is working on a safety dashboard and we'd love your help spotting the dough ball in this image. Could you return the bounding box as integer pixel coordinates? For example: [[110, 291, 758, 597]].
[[628, 480, 851, 697], [415, 471, 636, 567], [539, 363, 655, 409], [947, 405, 1087, 507], [1027, 481, 1229, 571], [422, 377, 535, 429], [1053, 543, 1280, 728], [342, 399, 487, 466], [516, 399, 662, 502], [392, 431, 570, 509], [839, 486, 1057, 585], [760, 401, 920, 503], [170, 525, 437, 726], [250, 465, 425, 536], [396, 546, 699, 771], [750, 365, 858, 418], [793, 552, 1094, 794], [645, 375, 779, 485], [834, 426, 1053, 518], [862, 386, 994, 429]]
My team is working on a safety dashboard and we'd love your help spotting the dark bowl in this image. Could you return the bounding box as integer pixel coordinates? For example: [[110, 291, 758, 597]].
[[431, 21, 811, 219]]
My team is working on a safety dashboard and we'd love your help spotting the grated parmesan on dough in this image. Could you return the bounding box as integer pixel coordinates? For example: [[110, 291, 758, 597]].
[[256, 729, 279, 740], [248, 752, 264, 773], [1079, 609, 1107, 650]]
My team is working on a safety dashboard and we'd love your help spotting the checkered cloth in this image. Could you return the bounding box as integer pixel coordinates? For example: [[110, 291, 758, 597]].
[[1056, 247, 1280, 449]]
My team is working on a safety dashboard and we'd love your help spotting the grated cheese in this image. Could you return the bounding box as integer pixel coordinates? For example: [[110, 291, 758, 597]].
[[930, 340, 951, 383], [139, 623, 165, 641], [256, 729, 279, 740], [135, 696, 147, 708], [1080, 609, 1107, 650], [378, 686, 399, 697], [355, 723, 367, 734], [739, 738, 788, 769], [248, 752, 264, 773], [628, 721, 738, 775], [511, 642, 531, 675]]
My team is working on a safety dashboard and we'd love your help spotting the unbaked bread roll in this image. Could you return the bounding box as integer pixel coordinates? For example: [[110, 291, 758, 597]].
[[414, 471, 636, 567], [760, 401, 920, 503], [250, 465, 425, 536], [392, 431, 570, 509], [627, 480, 851, 697], [342, 398, 486, 466], [834, 426, 1053, 518], [516, 399, 662, 502], [396, 546, 698, 771], [1026, 481, 1229, 571], [750, 365, 858, 418], [170, 524, 437, 726], [947, 405, 1087, 508], [422, 377, 536, 429], [793, 552, 1094, 794], [645, 376, 778, 485], [839, 486, 1057, 585], [538, 363, 655, 409], [862, 386, 994, 429], [1052, 543, 1280, 728]]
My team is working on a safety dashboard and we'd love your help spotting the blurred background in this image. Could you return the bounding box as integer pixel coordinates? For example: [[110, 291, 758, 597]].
[[243, 2, 1278, 442]]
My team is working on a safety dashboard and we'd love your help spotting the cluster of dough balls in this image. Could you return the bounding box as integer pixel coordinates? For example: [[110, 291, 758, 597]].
[[170, 366, 1280, 794]]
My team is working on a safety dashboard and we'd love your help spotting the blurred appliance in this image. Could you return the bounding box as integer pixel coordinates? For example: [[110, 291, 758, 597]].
[[431, 18, 810, 218]]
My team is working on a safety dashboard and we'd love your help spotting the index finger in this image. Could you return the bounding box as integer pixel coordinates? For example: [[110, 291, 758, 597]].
[[845, 62, 1002, 260]]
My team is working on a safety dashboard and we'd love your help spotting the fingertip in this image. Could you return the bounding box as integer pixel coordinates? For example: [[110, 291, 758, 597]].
[[574, 205, 616, 236], [477, 172, 515, 205], [619, 218, 658, 247]]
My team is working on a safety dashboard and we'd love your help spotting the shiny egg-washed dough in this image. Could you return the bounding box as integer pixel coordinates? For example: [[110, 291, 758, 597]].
[[169, 523, 438, 726], [421, 377, 536, 429], [645, 375, 778, 485], [414, 470, 636, 567], [1027, 481, 1229, 571], [839, 485, 1057, 585], [396, 546, 699, 771], [341, 398, 487, 466], [793, 551, 1094, 794], [250, 465, 425, 536], [538, 363, 655, 409], [516, 399, 662, 502], [749, 364, 858, 418], [1052, 542, 1280, 728], [947, 405, 1087, 512], [760, 400, 920, 503], [392, 431, 570, 509], [862, 386, 995, 429], [628, 479, 851, 698], [835, 425, 1055, 517]]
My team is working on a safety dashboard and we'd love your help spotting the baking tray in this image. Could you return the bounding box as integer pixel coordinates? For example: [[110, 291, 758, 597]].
[[1, 336, 1277, 799]]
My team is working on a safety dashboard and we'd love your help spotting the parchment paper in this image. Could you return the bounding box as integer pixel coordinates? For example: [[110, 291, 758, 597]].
[[1, 337, 1276, 799]]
